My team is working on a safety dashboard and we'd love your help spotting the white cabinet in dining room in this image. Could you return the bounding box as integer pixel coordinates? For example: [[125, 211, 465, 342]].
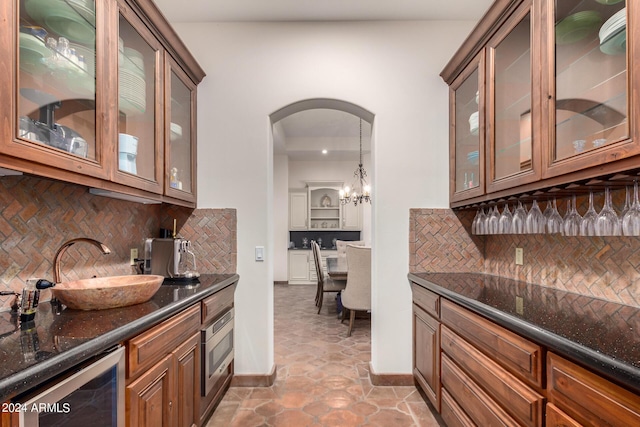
[[289, 190, 308, 230], [341, 200, 362, 231], [307, 182, 342, 231], [288, 250, 311, 284]]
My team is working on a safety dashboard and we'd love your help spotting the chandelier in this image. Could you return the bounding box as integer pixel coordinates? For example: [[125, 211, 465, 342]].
[[339, 118, 371, 206]]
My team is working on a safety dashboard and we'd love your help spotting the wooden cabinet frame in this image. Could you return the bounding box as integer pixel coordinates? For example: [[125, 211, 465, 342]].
[[449, 51, 486, 203], [164, 55, 197, 204], [485, 0, 542, 193], [443, 0, 640, 208], [0, 0, 205, 207], [539, 0, 640, 180]]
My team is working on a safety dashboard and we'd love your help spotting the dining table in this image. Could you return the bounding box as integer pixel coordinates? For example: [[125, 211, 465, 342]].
[[326, 256, 348, 281]]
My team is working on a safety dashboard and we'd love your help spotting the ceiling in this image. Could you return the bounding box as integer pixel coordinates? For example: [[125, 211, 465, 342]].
[[152, 0, 492, 161], [152, 0, 493, 23]]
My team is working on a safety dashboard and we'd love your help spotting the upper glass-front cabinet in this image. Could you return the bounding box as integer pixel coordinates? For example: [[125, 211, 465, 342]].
[[0, 0, 204, 206], [12, 0, 106, 177], [543, 0, 631, 177], [486, 0, 539, 193], [165, 58, 196, 203], [450, 52, 485, 203], [116, 8, 163, 193]]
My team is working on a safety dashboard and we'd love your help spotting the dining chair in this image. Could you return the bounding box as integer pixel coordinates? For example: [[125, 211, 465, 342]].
[[312, 240, 346, 314], [341, 244, 371, 336], [335, 240, 364, 260]]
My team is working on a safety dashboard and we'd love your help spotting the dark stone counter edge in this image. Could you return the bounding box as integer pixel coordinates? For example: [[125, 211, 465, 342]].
[[408, 273, 640, 396], [0, 274, 239, 403]]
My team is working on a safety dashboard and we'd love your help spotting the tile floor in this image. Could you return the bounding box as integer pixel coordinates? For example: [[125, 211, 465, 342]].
[[205, 284, 442, 426]]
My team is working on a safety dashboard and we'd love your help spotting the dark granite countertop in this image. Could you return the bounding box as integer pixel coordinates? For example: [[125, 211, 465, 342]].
[[408, 272, 640, 395], [0, 273, 239, 402]]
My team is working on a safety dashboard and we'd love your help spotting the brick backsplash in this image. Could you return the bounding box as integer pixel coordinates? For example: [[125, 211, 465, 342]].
[[409, 208, 484, 273], [410, 189, 640, 307], [0, 175, 236, 311]]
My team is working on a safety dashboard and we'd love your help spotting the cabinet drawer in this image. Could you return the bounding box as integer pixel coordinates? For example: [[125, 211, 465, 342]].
[[441, 326, 543, 427], [547, 352, 640, 427], [441, 389, 474, 427], [546, 403, 581, 427], [128, 304, 200, 379], [202, 284, 235, 325], [441, 298, 543, 388], [441, 354, 520, 427], [411, 283, 439, 318]]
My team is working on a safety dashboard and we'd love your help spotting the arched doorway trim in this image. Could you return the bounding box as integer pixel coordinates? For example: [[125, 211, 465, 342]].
[[270, 98, 375, 124]]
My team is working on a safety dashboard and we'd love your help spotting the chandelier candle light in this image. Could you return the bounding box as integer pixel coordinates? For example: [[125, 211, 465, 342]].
[[339, 118, 371, 206]]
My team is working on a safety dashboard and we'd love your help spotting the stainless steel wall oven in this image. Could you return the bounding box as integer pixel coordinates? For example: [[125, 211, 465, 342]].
[[201, 307, 234, 396]]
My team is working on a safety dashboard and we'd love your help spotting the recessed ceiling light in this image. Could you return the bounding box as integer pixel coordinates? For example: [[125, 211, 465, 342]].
[[322, 149, 328, 154]]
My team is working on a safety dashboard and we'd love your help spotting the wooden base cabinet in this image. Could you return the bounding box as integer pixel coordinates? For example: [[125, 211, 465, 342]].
[[127, 353, 176, 427], [126, 305, 201, 427], [413, 303, 440, 410], [411, 280, 640, 427], [547, 353, 640, 427]]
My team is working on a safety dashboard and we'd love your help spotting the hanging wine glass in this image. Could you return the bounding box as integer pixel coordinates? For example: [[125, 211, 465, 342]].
[[595, 187, 620, 236], [475, 207, 487, 235], [622, 181, 640, 236], [488, 205, 500, 235], [512, 201, 527, 234], [563, 195, 582, 236], [499, 203, 513, 234], [472, 208, 480, 235], [620, 185, 631, 228], [580, 191, 597, 236], [525, 200, 545, 234], [545, 198, 563, 234]]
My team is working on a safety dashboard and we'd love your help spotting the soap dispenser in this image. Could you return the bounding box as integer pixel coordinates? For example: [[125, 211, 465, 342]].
[[19, 279, 54, 323]]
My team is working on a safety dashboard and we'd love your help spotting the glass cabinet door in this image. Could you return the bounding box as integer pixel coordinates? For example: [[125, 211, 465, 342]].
[[14, 0, 106, 177], [116, 9, 162, 192], [165, 58, 196, 203], [545, 0, 628, 174], [487, 0, 539, 192], [450, 52, 485, 203]]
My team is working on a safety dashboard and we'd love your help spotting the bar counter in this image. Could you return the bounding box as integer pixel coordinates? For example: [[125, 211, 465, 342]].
[[0, 274, 239, 402], [409, 272, 640, 394]]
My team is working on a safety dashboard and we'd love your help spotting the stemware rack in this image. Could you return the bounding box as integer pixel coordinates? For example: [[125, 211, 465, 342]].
[[464, 169, 640, 236]]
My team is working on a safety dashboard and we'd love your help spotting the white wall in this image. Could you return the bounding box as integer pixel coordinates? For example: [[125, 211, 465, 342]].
[[273, 154, 289, 282], [174, 20, 476, 376]]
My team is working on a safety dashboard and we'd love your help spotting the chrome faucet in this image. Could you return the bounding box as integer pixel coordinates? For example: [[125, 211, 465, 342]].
[[53, 238, 111, 283]]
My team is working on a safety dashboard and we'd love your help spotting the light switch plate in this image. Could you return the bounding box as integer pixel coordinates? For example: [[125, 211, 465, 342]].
[[255, 246, 265, 262], [515, 247, 523, 265]]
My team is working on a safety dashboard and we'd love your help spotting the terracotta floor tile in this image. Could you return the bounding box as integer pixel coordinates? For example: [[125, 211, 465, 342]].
[[205, 284, 442, 426]]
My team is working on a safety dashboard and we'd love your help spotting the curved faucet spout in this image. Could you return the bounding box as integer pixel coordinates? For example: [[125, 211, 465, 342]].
[[53, 238, 112, 283]]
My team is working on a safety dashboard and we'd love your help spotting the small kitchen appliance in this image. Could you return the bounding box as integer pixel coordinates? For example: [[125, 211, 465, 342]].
[[149, 238, 199, 281]]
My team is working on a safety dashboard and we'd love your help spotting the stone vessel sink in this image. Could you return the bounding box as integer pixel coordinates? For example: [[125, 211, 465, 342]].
[[52, 275, 164, 310]]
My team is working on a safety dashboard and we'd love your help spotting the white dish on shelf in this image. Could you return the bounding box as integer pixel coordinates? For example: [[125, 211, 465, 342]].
[[170, 122, 183, 141], [599, 8, 626, 42], [469, 111, 479, 136]]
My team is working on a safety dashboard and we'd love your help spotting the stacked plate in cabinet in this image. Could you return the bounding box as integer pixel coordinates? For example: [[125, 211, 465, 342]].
[[599, 8, 626, 55], [467, 150, 479, 166], [25, 0, 96, 44], [19, 32, 52, 75], [555, 10, 602, 45], [119, 47, 146, 116]]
